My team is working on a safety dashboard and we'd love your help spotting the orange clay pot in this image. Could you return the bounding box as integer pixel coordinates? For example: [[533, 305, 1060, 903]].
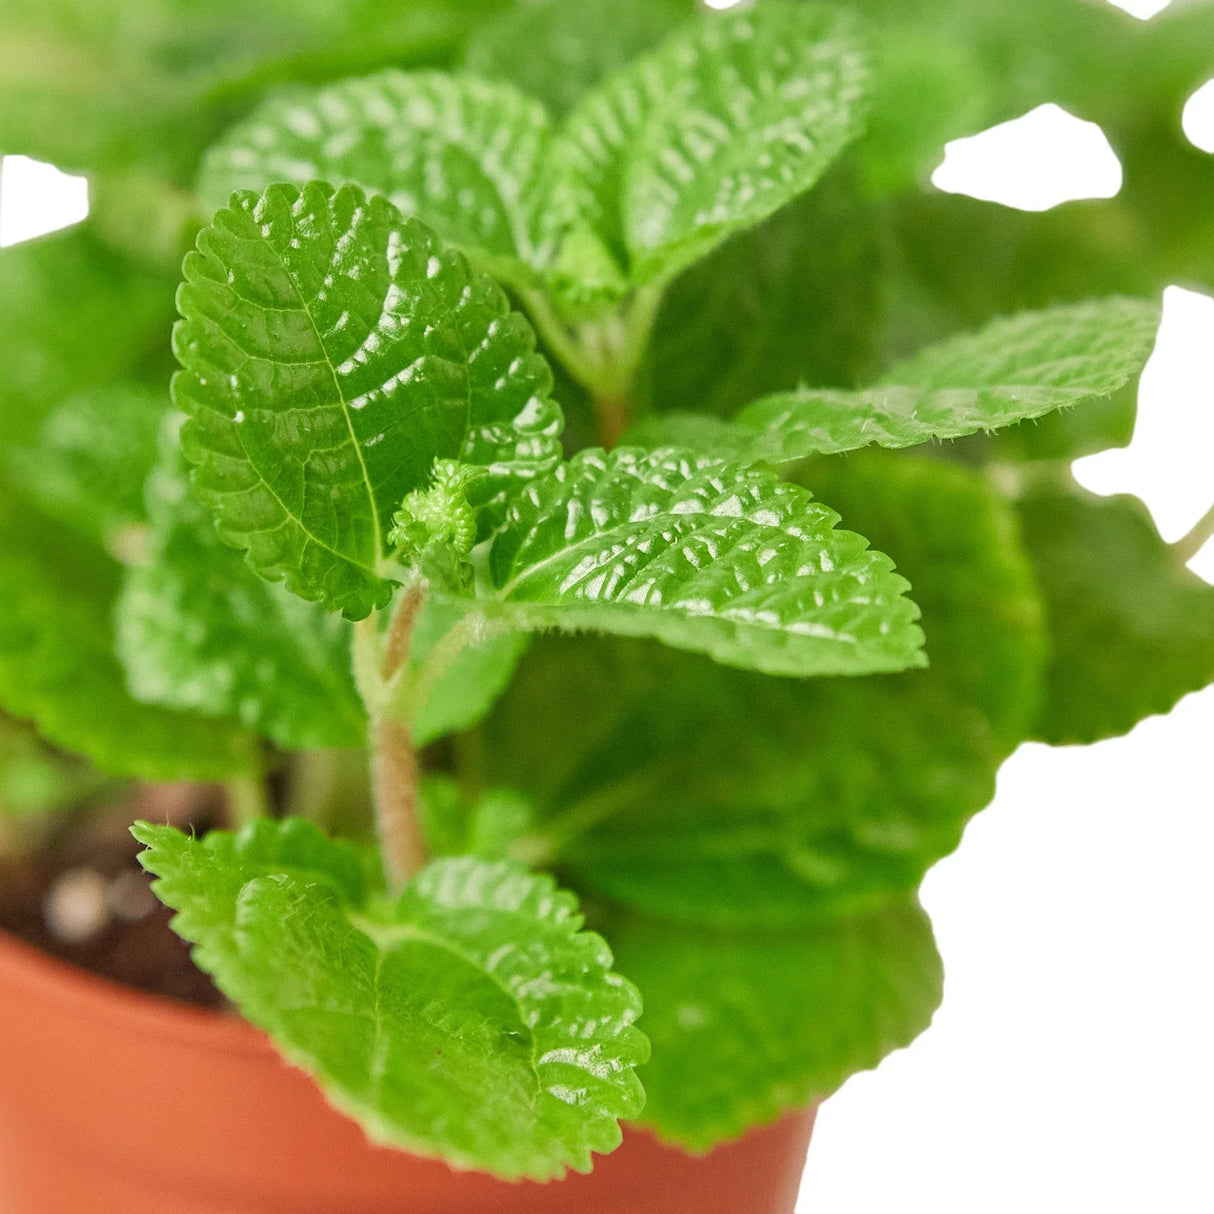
[[0, 932, 815, 1214]]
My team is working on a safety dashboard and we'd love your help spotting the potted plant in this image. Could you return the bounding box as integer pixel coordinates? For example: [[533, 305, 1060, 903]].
[[2, 1, 1212, 1210]]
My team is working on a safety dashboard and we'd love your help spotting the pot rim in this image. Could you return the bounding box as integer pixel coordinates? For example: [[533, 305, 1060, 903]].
[[0, 928, 269, 1057]]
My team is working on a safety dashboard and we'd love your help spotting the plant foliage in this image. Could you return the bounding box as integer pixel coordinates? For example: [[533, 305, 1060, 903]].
[[1, 0, 1211, 1183]]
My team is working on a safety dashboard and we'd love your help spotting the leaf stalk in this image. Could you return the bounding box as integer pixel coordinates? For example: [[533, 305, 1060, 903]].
[[1173, 500, 1214, 565], [355, 583, 432, 893]]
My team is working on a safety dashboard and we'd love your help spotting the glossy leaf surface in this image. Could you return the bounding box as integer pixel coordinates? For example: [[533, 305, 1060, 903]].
[[487, 453, 1043, 926], [174, 182, 563, 618], [544, 2, 868, 302], [199, 72, 552, 286], [477, 446, 925, 679], [135, 819, 648, 1179]]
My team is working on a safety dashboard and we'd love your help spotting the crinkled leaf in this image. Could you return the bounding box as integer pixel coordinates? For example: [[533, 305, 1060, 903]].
[[7, 384, 167, 552], [609, 897, 942, 1149], [116, 445, 366, 751], [462, 0, 693, 120], [544, 1, 869, 304], [0, 496, 257, 779], [632, 299, 1161, 464], [1017, 485, 1214, 745], [115, 457, 527, 747], [880, 295, 1161, 401], [408, 598, 529, 747], [488, 453, 1043, 926], [198, 72, 552, 287], [134, 819, 648, 1180], [474, 446, 924, 679], [173, 182, 563, 618]]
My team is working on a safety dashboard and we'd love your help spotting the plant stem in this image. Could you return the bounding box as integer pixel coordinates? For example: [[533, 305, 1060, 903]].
[[226, 775, 269, 830], [520, 285, 665, 447], [396, 611, 489, 723], [355, 583, 431, 894], [519, 287, 607, 391], [381, 582, 426, 682], [372, 718, 429, 893], [1173, 500, 1214, 564], [592, 391, 631, 448]]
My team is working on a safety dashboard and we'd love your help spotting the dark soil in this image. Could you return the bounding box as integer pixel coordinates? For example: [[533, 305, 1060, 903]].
[[0, 785, 226, 1009]]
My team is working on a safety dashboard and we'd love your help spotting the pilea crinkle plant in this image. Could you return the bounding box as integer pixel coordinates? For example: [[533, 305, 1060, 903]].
[[2, 0, 1213, 1185]]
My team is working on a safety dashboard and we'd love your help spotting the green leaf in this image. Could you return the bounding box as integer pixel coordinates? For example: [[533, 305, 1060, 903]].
[[134, 818, 648, 1180], [858, 22, 990, 197], [1016, 485, 1214, 745], [803, 453, 1046, 747], [544, 1, 869, 303], [6, 384, 167, 553], [198, 72, 553, 287], [637, 176, 886, 420], [486, 453, 1043, 926], [632, 299, 1162, 464], [880, 295, 1161, 403], [474, 446, 925, 679], [0, 0, 512, 180], [462, 0, 693, 121], [173, 181, 563, 619], [419, 775, 534, 860], [966, 381, 1140, 464], [408, 597, 529, 747], [0, 226, 175, 451], [116, 442, 367, 751], [0, 495, 257, 779], [0, 717, 103, 819], [609, 897, 942, 1149]]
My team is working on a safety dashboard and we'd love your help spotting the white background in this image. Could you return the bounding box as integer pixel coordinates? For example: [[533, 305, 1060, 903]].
[[1, 4, 1211, 1209]]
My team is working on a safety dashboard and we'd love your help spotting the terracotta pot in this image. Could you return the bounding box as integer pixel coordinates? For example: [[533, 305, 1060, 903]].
[[0, 932, 815, 1213]]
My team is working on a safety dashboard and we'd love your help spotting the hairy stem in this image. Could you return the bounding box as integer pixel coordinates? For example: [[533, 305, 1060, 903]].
[[381, 582, 426, 682], [373, 718, 429, 893], [355, 584, 431, 893]]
